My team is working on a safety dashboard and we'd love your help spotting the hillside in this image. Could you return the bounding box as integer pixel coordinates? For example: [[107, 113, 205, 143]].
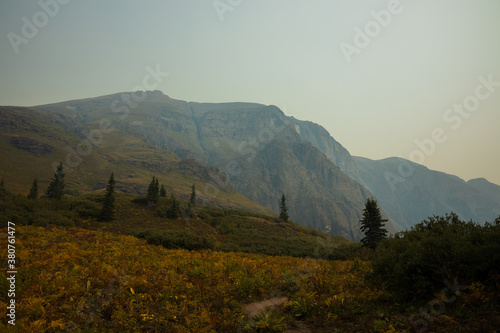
[[1, 91, 388, 240], [0, 105, 273, 216], [1, 222, 498, 332], [353, 156, 500, 230]]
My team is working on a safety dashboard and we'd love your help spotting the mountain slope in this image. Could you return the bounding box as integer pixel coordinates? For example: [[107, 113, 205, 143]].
[[468, 178, 500, 206], [353, 156, 500, 230], [28, 91, 384, 240], [0, 105, 273, 215]]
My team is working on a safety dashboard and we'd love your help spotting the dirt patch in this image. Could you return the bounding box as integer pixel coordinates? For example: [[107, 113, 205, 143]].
[[243, 296, 288, 319]]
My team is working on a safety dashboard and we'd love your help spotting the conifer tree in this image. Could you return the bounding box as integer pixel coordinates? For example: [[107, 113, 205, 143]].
[[147, 176, 160, 204], [99, 172, 116, 221], [160, 184, 167, 197], [190, 184, 196, 207], [28, 178, 38, 199], [279, 194, 289, 222], [359, 198, 388, 249], [46, 162, 65, 200], [167, 195, 179, 218]]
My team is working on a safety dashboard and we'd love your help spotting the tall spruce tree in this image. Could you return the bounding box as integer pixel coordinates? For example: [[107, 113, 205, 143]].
[[99, 173, 116, 221], [359, 198, 388, 249], [279, 194, 289, 222], [189, 184, 196, 207], [167, 195, 179, 218], [160, 185, 167, 197], [46, 162, 65, 200], [28, 178, 38, 199], [147, 176, 160, 204]]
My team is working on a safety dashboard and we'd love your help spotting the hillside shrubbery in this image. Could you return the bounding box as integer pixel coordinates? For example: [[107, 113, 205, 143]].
[[131, 229, 215, 251], [371, 213, 500, 301]]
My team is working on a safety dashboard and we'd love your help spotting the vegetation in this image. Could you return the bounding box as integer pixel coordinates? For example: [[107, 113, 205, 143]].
[[359, 198, 387, 249], [146, 176, 160, 205], [45, 162, 65, 200], [279, 194, 288, 222], [371, 213, 500, 302], [189, 184, 196, 207], [159, 184, 167, 197], [0, 183, 499, 332], [27, 178, 38, 200], [98, 172, 116, 222]]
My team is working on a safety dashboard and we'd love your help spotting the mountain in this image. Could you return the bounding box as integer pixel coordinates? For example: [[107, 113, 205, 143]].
[[468, 178, 500, 206], [353, 156, 500, 230], [0, 104, 273, 215], [1, 91, 388, 240]]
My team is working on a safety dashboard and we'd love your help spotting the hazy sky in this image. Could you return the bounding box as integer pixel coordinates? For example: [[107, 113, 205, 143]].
[[1, 0, 499, 184]]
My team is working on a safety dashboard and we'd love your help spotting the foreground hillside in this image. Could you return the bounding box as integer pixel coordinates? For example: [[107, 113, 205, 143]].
[[0, 186, 353, 259], [1, 223, 499, 332]]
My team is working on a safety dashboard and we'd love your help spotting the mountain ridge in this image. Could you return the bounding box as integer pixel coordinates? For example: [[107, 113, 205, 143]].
[[2, 90, 387, 240]]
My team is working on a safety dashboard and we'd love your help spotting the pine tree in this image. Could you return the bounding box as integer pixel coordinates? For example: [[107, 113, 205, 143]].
[[167, 195, 179, 218], [359, 198, 388, 249], [99, 173, 116, 221], [28, 178, 38, 199], [147, 176, 159, 204], [279, 194, 289, 222], [154, 177, 159, 198], [160, 185, 167, 197], [190, 184, 196, 207], [46, 162, 65, 200]]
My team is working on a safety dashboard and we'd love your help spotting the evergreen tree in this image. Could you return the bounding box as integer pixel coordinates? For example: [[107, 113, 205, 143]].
[[46, 162, 65, 200], [154, 177, 159, 197], [28, 178, 38, 199], [167, 195, 179, 219], [0, 178, 4, 188], [279, 194, 289, 222], [99, 173, 116, 221], [147, 176, 160, 204], [359, 198, 388, 249], [190, 184, 196, 207], [160, 184, 167, 197]]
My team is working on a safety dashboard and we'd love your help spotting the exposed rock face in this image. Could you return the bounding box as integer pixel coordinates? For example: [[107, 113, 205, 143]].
[[33, 91, 379, 240]]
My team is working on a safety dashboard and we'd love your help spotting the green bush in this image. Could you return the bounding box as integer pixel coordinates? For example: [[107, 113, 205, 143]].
[[70, 198, 101, 218], [33, 210, 76, 227], [371, 213, 500, 301], [131, 229, 214, 251]]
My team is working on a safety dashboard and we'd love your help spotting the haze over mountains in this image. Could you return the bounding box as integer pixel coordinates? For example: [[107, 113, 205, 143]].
[[1, 90, 499, 240]]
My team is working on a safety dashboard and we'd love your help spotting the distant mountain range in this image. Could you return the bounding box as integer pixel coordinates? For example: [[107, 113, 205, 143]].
[[1, 90, 498, 239], [353, 156, 500, 230]]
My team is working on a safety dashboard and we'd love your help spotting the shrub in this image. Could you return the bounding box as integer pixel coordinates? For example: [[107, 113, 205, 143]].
[[131, 229, 214, 251], [371, 213, 500, 301], [70, 198, 101, 218]]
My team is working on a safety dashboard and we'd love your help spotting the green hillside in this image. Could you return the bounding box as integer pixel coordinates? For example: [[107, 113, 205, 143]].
[[0, 105, 273, 216]]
